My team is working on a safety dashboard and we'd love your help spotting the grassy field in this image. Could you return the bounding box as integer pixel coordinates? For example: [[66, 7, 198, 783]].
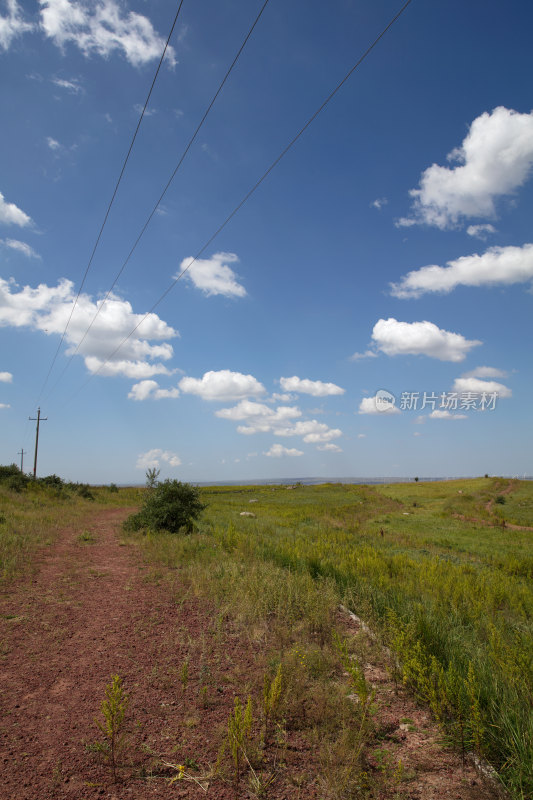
[[1, 474, 532, 798], [186, 478, 532, 799]]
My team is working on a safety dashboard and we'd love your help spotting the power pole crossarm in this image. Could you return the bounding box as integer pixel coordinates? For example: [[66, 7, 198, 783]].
[[29, 408, 47, 479]]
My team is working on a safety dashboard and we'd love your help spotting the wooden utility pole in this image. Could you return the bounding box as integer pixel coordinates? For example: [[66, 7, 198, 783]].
[[18, 448, 26, 473], [29, 408, 47, 479]]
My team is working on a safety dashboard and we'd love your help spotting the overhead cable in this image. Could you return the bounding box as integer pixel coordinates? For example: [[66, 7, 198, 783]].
[[44, 0, 271, 403], [35, 0, 186, 405], [61, 0, 413, 407]]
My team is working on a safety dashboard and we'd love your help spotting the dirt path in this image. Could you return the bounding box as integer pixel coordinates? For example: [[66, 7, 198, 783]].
[[0, 509, 503, 800], [0, 508, 239, 800]]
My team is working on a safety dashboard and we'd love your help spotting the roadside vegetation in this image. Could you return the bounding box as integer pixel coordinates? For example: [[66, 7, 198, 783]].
[[126, 477, 533, 799]]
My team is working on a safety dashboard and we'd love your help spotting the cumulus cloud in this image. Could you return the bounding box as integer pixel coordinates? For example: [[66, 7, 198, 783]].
[[0, 191, 32, 227], [317, 443, 342, 452], [390, 244, 533, 298], [462, 366, 508, 379], [264, 444, 303, 458], [0, 277, 178, 378], [428, 409, 467, 420], [1, 238, 40, 258], [39, 0, 176, 67], [128, 379, 180, 401], [397, 107, 533, 229], [372, 197, 388, 210], [216, 399, 342, 443], [371, 318, 481, 362], [0, 0, 34, 50], [216, 399, 300, 430], [47, 136, 62, 151], [279, 376, 345, 397], [0, 371, 12, 382], [467, 224, 496, 239], [281, 420, 342, 443], [136, 448, 181, 470], [179, 370, 265, 402], [358, 395, 401, 415], [0, 403, 11, 409], [350, 349, 378, 361], [271, 392, 296, 403], [452, 376, 512, 399], [179, 252, 246, 298]]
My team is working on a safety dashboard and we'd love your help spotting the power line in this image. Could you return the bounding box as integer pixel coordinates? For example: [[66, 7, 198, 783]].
[[43, 0, 271, 403], [61, 0, 413, 408], [35, 0, 186, 406]]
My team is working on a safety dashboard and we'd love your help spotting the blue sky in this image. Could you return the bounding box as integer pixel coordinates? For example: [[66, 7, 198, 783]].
[[0, 0, 532, 483]]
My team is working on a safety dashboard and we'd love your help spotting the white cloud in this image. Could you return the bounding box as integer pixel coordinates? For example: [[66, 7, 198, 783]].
[[264, 444, 303, 458], [413, 431, 421, 436], [452, 376, 512, 399], [134, 103, 156, 116], [270, 419, 342, 443], [0, 191, 32, 227], [371, 318, 481, 362], [0, 403, 11, 409], [39, 0, 176, 67], [128, 379, 180, 401], [397, 107, 533, 229], [51, 76, 83, 93], [390, 244, 533, 298], [217, 400, 301, 435], [179, 370, 265, 402], [358, 395, 401, 415], [317, 443, 342, 452], [216, 399, 342, 443], [179, 252, 246, 298], [0, 0, 34, 50], [271, 392, 296, 403], [279, 376, 345, 396], [0, 277, 178, 378], [350, 349, 378, 361], [136, 448, 181, 470], [428, 410, 467, 420], [1, 239, 40, 258], [462, 366, 508, 379], [372, 197, 388, 210], [466, 224, 496, 239], [47, 136, 62, 151], [0, 371, 12, 382]]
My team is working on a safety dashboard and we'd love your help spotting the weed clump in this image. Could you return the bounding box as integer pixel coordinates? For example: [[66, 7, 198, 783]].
[[125, 480, 206, 534]]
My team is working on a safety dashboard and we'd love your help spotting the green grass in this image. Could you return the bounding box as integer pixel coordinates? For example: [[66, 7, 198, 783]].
[[183, 479, 532, 799], [2, 475, 532, 797]]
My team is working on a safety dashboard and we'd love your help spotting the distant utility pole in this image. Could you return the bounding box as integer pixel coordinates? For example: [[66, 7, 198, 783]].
[[18, 448, 26, 473], [29, 408, 47, 479]]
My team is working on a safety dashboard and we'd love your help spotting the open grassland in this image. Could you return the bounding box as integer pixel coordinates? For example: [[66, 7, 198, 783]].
[[1, 475, 532, 798], [129, 477, 532, 799]]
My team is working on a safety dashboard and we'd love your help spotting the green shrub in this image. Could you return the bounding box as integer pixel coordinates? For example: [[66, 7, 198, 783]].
[[0, 464, 22, 481], [39, 474, 64, 488], [125, 479, 206, 534], [107, 483, 119, 493], [6, 473, 30, 492], [77, 483, 95, 500], [495, 495, 506, 505]]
